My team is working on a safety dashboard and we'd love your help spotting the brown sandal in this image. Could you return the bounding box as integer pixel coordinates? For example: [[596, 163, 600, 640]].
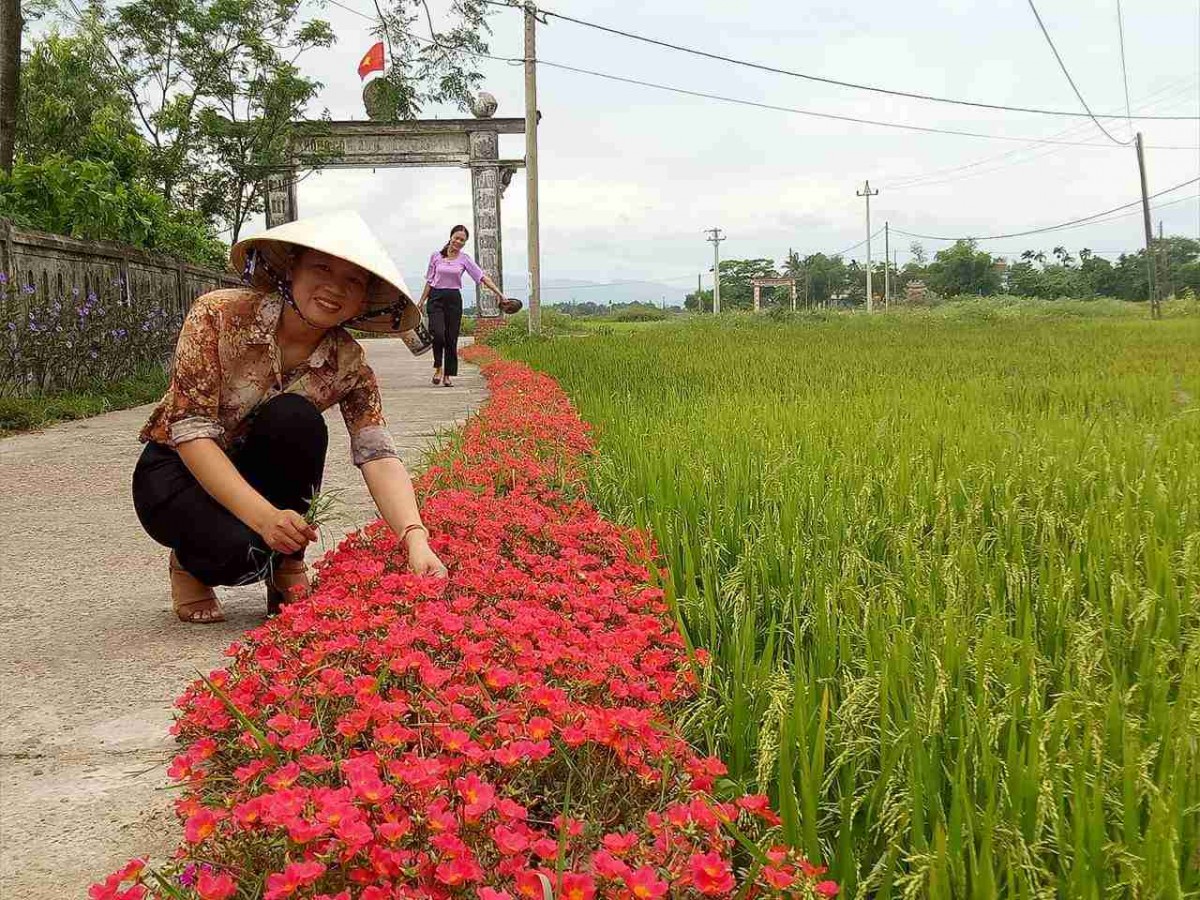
[[170, 552, 225, 624], [266, 557, 310, 616]]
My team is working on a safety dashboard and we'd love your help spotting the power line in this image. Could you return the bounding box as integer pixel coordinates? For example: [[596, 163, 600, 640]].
[[534, 58, 1199, 150], [826, 227, 885, 259], [1116, 0, 1134, 141], [1025, 0, 1131, 145], [892, 175, 1200, 242], [481, 0, 1199, 122], [923, 194, 1200, 248], [884, 78, 1198, 191], [322, 0, 1200, 151]]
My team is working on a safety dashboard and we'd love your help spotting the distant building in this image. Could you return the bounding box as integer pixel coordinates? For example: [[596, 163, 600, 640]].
[[905, 280, 929, 303]]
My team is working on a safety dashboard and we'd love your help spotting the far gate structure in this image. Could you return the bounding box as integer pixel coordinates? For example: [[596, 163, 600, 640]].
[[751, 276, 798, 312], [264, 93, 527, 320]]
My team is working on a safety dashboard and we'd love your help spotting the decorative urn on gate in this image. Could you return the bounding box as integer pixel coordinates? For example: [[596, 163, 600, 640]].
[[470, 91, 498, 119]]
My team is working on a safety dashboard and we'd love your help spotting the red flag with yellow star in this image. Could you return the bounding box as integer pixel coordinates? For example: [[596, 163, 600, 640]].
[[358, 42, 385, 80]]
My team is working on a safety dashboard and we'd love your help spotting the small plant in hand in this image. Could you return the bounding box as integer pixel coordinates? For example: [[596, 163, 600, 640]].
[[91, 347, 838, 899]]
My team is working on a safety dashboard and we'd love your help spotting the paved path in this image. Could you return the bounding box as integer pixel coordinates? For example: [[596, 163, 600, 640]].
[[0, 340, 484, 898]]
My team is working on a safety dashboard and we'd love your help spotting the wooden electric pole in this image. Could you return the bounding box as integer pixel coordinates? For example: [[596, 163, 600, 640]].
[[524, 2, 542, 334], [1135, 133, 1160, 318]]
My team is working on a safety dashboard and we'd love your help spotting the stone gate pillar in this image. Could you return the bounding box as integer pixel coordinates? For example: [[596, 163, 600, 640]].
[[265, 170, 299, 227], [469, 94, 502, 319]]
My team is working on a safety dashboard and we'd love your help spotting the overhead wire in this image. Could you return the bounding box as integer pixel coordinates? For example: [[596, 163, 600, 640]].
[[891, 175, 1200, 242], [532, 59, 1199, 150], [883, 77, 1198, 191], [823, 228, 886, 259], [482, 0, 1199, 122], [325, 0, 1199, 150], [1116, 0, 1135, 141], [907, 193, 1200, 247], [1025, 0, 1131, 144]]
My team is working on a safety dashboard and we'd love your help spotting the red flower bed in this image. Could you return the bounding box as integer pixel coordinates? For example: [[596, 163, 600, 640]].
[[92, 347, 837, 900]]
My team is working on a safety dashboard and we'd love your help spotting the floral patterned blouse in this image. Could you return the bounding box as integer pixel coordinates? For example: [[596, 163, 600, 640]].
[[140, 288, 398, 467]]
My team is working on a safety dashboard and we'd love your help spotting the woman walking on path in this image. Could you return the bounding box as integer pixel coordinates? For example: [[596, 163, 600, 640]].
[[418, 225, 507, 387], [133, 210, 448, 625]]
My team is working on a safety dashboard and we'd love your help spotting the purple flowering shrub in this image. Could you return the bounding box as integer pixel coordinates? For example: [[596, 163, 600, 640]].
[[0, 272, 182, 393]]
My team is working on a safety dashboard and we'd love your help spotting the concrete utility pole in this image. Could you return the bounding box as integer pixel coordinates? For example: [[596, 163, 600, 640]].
[[884, 221, 891, 310], [1158, 219, 1174, 300], [1135, 133, 1159, 318], [789, 246, 797, 312], [705, 228, 725, 313], [857, 180, 879, 312], [524, 2, 542, 334]]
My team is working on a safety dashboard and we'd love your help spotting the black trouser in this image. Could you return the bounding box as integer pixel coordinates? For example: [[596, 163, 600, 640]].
[[428, 288, 463, 377], [132, 394, 328, 587]]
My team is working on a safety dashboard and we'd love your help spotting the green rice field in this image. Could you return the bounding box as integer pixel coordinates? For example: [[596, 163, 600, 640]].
[[500, 304, 1200, 899]]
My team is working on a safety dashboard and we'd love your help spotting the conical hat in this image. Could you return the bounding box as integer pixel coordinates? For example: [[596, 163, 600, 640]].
[[230, 210, 420, 334]]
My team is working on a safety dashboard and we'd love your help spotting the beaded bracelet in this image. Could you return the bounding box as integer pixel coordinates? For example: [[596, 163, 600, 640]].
[[400, 523, 429, 543]]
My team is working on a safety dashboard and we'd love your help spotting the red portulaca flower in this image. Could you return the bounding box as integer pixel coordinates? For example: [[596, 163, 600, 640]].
[[91, 347, 838, 899]]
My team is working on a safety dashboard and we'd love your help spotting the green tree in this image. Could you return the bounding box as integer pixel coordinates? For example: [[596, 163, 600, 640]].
[[716, 258, 777, 311], [684, 288, 714, 313], [1077, 249, 1118, 298], [791, 253, 848, 307], [372, 0, 495, 118], [1006, 258, 1044, 297], [926, 240, 1000, 297], [16, 30, 147, 179], [1, 0, 23, 172], [89, 0, 333, 226], [0, 154, 225, 265], [191, 24, 335, 240], [5, 26, 226, 263]]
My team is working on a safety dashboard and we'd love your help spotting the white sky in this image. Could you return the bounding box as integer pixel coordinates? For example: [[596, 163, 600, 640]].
[[240, 0, 1200, 300]]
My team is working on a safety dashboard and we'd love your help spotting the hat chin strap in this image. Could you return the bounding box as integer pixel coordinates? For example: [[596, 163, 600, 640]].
[[244, 247, 327, 331], [284, 292, 328, 331]]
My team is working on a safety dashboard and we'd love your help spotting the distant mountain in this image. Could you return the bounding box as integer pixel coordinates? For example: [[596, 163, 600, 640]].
[[489, 275, 689, 307]]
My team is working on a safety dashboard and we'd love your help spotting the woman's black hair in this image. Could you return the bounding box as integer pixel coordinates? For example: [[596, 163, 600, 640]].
[[440, 225, 470, 257]]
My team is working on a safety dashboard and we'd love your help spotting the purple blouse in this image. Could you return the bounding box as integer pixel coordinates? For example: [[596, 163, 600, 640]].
[[426, 252, 484, 290]]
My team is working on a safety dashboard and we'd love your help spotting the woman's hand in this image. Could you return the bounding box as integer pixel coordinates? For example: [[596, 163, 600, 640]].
[[360, 457, 446, 577], [255, 507, 318, 554], [406, 530, 448, 578]]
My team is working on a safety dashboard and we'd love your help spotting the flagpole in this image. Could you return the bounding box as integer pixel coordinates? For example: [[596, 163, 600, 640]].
[[370, 0, 394, 69]]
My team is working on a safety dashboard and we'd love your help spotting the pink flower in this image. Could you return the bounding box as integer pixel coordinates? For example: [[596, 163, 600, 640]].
[[457, 772, 497, 820], [434, 854, 483, 886], [687, 852, 736, 895], [196, 870, 237, 900], [183, 808, 223, 844], [493, 824, 531, 855], [625, 866, 669, 899], [558, 872, 596, 900]]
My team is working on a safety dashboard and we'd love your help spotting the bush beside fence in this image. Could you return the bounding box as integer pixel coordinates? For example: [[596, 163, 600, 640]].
[[0, 218, 238, 393]]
